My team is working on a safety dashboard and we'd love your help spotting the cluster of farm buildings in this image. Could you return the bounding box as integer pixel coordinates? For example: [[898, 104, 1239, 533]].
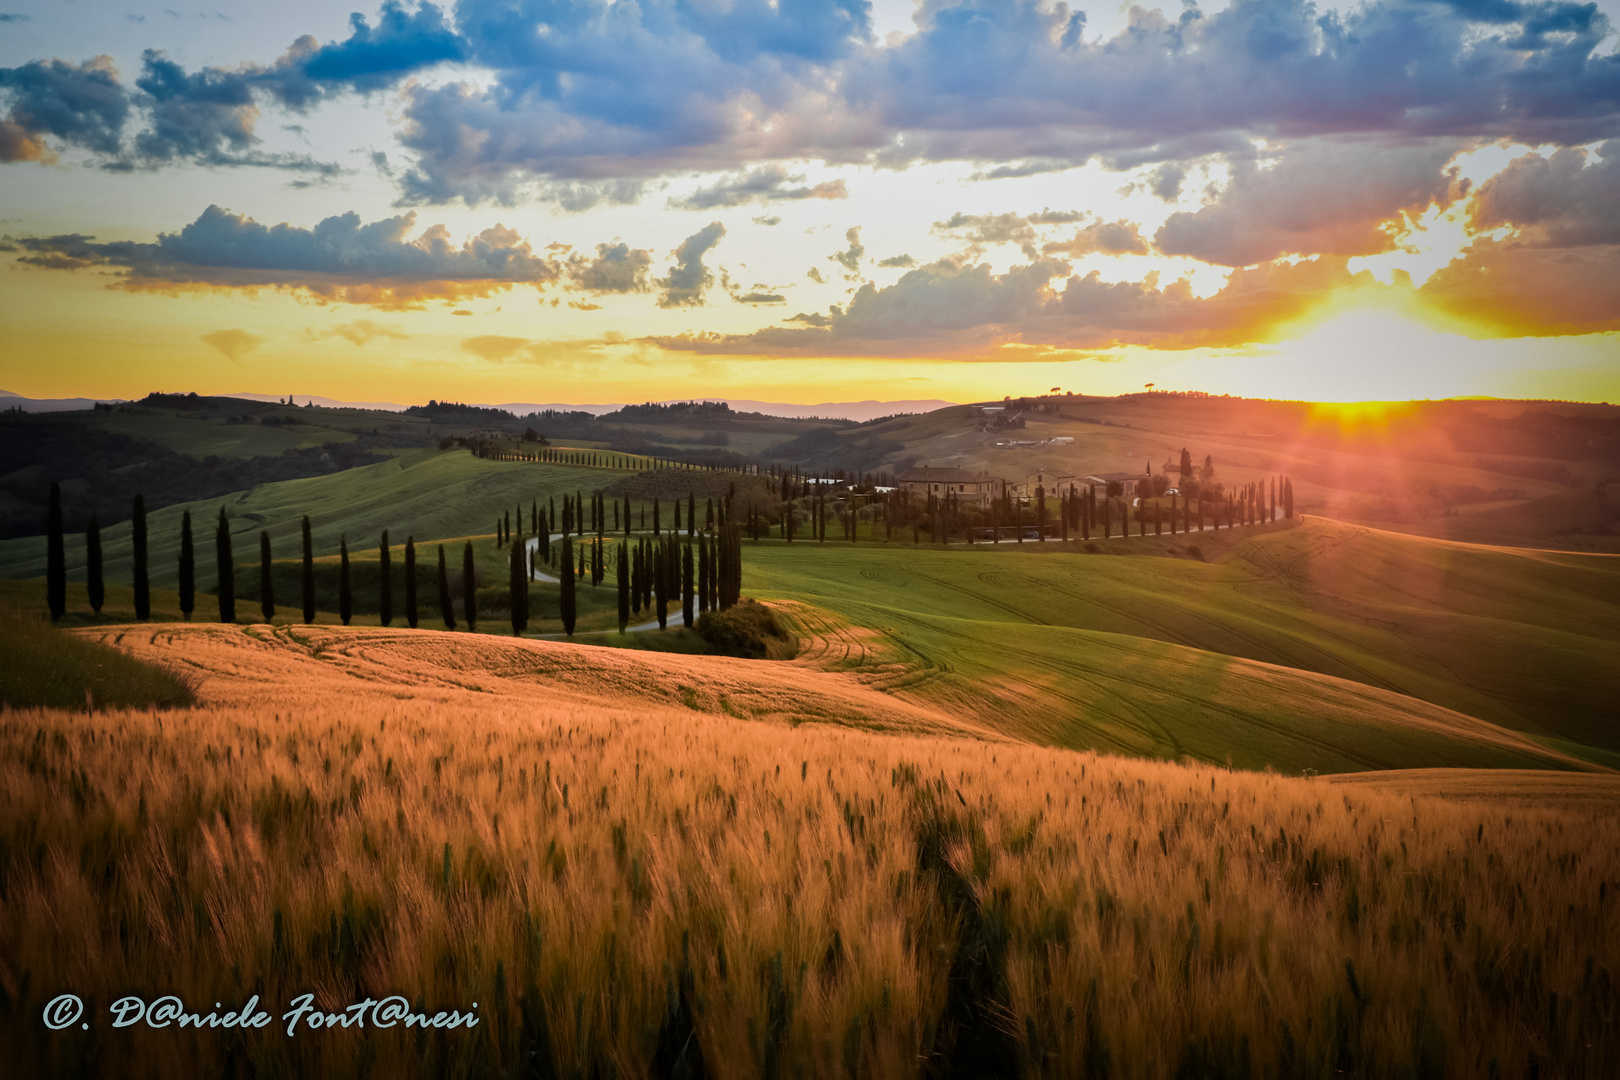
[[893, 465, 1167, 504]]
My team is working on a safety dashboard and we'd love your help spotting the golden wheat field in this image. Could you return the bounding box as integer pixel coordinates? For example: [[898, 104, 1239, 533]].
[[2, 619, 1617, 1078]]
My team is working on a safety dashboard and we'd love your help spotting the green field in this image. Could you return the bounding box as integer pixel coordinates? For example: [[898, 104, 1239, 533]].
[[0, 448, 643, 589], [742, 517, 1620, 772]]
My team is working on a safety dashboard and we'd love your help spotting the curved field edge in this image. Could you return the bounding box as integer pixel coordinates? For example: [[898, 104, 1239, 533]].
[[744, 517, 1620, 759], [79, 614, 1592, 778]]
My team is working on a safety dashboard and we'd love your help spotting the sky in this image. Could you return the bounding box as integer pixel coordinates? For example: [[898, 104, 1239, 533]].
[[1, 0, 1617, 407]]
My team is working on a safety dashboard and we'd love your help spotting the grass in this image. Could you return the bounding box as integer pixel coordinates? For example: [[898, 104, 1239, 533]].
[[2, 623, 1615, 1078], [0, 597, 196, 711], [743, 517, 1620, 765], [0, 448, 633, 588]]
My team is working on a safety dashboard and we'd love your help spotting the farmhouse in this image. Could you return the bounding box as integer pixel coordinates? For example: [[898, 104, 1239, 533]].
[[1081, 471, 1152, 495], [1018, 470, 1080, 497], [897, 466, 1006, 506]]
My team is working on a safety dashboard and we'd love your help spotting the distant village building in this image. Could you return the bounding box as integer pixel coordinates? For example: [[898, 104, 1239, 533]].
[[1018, 470, 1080, 497], [897, 467, 1006, 506], [1081, 471, 1152, 495]]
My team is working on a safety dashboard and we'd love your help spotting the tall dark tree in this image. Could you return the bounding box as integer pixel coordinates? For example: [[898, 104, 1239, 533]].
[[559, 534, 576, 636], [338, 535, 352, 626], [509, 532, 528, 636], [85, 512, 104, 617], [1179, 448, 1193, 480], [653, 538, 668, 630], [378, 531, 393, 627], [216, 507, 235, 624], [437, 544, 455, 630], [45, 481, 66, 621], [698, 535, 710, 613], [462, 542, 477, 631], [689, 492, 697, 536], [259, 530, 275, 622], [405, 537, 419, 628], [132, 493, 150, 621], [178, 510, 195, 621], [682, 541, 695, 628], [616, 540, 629, 633], [653, 497, 661, 536], [300, 516, 315, 623]]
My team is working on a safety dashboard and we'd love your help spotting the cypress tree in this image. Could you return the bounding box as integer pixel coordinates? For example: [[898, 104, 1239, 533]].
[[45, 481, 65, 620], [688, 492, 696, 537], [1037, 486, 1047, 542], [653, 538, 668, 629], [216, 507, 235, 624], [631, 541, 643, 615], [559, 534, 576, 636], [509, 532, 527, 636], [698, 535, 710, 613], [300, 515, 315, 623], [86, 512, 104, 616], [378, 530, 393, 627], [338, 535, 352, 626], [592, 535, 603, 586], [405, 537, 419, 628], [179, 510, 195, 621], [259, 529, 275, 622], [682, 541, 695, 628], [132, 493, 150, 621], [462, 542, 477, 631], [438, 545, 455, 630], [653, 497, 661, 536], [624, 495, 632, 537], [617, 540, 629, 633]]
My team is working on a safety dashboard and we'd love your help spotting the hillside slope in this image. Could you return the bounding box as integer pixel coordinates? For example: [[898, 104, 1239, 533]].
[[745, 518, 1620, 761]]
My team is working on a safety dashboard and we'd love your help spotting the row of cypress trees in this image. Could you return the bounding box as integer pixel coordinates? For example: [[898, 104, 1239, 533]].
[[46, 482, 748, 638]]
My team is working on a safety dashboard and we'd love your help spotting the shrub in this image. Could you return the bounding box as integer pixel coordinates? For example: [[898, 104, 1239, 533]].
[[694, 599, 795, 659]]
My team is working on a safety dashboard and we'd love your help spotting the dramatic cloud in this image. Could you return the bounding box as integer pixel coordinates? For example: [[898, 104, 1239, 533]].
[[878, 254, 915, 268], [0, 57, 129, 162], [262, 0, 469, 110], [13, 204, 566, 308], [1155, 140, 1466, 267], [566, 242, 652, 293], [1421, 239, 1620, 336], [657, 221, 726, 308], [201, 328, 261, 361], [375, 0, 1620, 201], [651, 253, 1389, 355], [1467, 145, 1620, 247], [668, 164, 847, 210]]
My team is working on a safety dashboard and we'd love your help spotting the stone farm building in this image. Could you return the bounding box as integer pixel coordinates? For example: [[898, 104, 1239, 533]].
[[1019, 470, 1081, 498], [897, 467, 1006, 506], [1081, 471, 1153, 495]]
